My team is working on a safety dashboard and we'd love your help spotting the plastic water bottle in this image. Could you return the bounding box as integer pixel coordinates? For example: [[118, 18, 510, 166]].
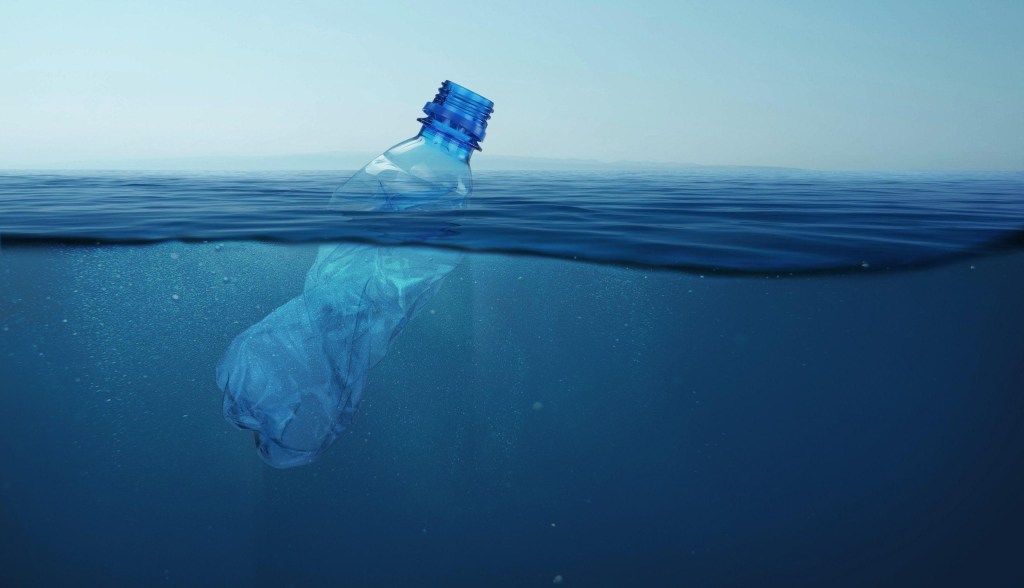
[[217, 81, 494, 468]]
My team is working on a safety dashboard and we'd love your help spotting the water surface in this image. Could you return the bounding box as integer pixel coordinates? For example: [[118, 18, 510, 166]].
[[3, 170, 1022, 272], [1, 170, 1024, 586]]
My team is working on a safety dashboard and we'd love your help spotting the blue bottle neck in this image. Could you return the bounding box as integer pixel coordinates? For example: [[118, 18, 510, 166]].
[[418, 122, 475, 162], [416, 81, 494, 163]]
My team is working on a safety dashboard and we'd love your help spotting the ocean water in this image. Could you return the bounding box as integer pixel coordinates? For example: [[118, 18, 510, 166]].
[[1, 170, 1024, 586]]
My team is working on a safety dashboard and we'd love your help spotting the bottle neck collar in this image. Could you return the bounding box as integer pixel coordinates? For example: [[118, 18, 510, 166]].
[[418, 124, 474, 162]]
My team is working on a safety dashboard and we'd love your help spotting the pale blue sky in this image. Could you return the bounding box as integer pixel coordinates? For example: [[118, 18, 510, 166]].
[[1, 0, 1021, 170]]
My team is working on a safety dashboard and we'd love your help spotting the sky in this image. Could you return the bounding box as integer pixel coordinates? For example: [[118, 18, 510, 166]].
[[0, 0, 1022, 170]]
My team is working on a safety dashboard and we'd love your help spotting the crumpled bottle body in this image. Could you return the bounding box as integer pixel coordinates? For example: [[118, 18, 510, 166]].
[[217, 137, 469, 468]]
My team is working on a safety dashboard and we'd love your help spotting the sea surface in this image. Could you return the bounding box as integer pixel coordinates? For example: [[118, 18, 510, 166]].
[[1, 170, 1024, 586], [3, 170, 1023, 272]]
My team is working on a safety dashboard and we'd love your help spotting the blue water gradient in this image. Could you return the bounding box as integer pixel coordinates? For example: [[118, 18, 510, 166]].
[[3, 243, 1024, 585], [2, 170, 1022, 273]]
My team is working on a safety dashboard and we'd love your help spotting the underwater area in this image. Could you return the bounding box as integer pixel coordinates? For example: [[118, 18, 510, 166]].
[[2, 170, 1024, 586]]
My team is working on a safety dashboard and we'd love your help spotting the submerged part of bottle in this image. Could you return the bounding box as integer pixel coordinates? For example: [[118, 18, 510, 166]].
[[217, 81, 493, 468]]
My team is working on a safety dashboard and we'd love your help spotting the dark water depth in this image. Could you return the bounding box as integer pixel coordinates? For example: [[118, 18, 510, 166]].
[[2, 170, 1023, 273], [2, 241, 1024, 586]]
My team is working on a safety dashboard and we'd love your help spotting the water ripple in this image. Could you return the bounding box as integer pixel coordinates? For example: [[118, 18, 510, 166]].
[[1, 169, 1023, 273]]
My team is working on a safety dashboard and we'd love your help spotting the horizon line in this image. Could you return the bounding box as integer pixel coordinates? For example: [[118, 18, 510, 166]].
[[1, 151, 1021, 174]]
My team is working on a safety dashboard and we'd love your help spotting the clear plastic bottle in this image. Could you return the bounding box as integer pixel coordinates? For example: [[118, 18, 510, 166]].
[[217, 81, 494, 468]]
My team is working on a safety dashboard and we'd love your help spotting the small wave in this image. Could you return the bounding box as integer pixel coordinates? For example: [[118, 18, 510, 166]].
[[2, 170, 1023, 274]]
